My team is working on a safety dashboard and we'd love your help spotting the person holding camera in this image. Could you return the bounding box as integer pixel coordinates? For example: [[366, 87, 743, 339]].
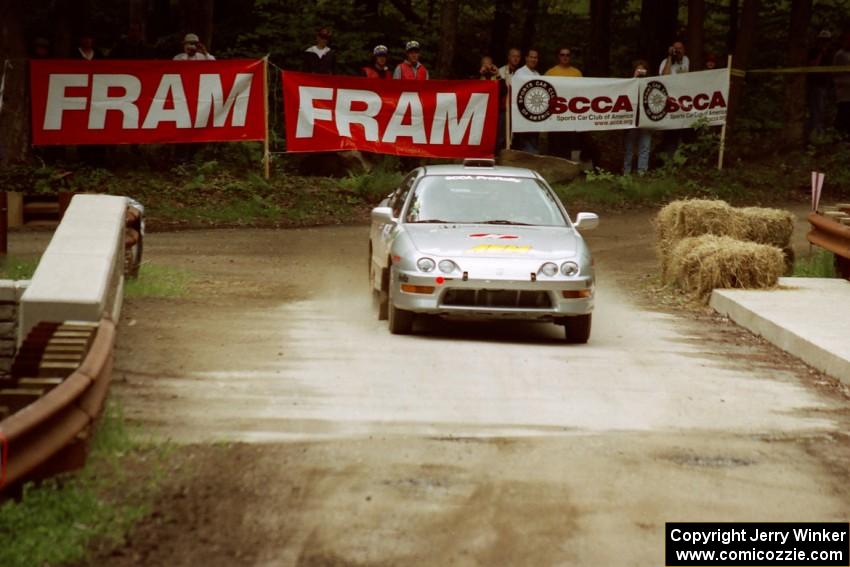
[[478, 56, 500, 80], [173, 33, 215, 60], [660, 41, 689, 75], [624, 60, 653, 174]]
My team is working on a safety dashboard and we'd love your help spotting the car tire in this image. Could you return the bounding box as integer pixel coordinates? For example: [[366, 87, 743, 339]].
[[377, 290, 389, 320], [388, 300, 414, 335], [564, 314, 591, 344]]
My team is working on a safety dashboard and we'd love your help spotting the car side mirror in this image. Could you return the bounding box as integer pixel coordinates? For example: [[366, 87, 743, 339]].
[[372, 206, 395, 223], [574, 212, 599, 231]]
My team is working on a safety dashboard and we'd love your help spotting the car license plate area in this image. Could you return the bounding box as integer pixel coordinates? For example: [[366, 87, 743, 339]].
[[441, 289, 552, 309]]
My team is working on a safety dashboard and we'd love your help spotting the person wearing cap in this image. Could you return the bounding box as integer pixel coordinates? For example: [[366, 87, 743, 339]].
[[363, 45, 392, 79], [393, 41, 429, 80], [807, 29, 835, 139], [173, 33, 215, 60], [303, 28, 336, 74]]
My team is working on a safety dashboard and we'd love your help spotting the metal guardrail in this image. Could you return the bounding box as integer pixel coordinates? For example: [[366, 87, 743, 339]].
[[807, 212, 850, 279], [0, 318, 115, 493]]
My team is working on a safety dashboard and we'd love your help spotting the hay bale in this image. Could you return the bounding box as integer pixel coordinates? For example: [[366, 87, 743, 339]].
[[668, 235, 784, 300], [655, 199, 735, 278], [734, 207, 794, 248]]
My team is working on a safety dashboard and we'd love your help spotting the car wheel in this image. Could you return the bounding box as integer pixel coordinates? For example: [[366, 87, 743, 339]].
[[388, 299, 414, 335], [564, 314, 591, 344], [376, 265, 389, 320]]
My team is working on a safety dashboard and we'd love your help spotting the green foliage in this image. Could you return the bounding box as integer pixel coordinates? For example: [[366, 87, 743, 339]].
[[0, 405, 149, 567], [0, 256, 40, 280], [339, 161, 404, 204], [125, 263, 193, 298], [793, 251, 838, 278]]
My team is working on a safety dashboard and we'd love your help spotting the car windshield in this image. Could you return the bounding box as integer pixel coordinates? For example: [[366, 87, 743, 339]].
[[403, 175, 567, 227]]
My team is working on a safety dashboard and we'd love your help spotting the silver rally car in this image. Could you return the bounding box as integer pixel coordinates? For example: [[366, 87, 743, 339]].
[[369, 159, 599, 343]]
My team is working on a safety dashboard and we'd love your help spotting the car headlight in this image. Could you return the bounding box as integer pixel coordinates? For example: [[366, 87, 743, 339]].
[[417, 257, 436, 272], [539, 262, 559, 277], [438, 259, 459, 274], [561, 261, 579, 276]]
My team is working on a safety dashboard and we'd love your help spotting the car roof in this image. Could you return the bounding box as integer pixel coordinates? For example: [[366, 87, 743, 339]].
[[421, 164, 541, 179]]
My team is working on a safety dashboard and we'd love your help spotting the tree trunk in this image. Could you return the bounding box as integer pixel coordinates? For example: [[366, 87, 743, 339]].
[[588, 0, 612, 76], [179, 0, 214, 49], [687, 0, 705, 69], [489, 0, 512, 61], [639, 0, 679, 72], [727, 0, 739, 54], [0, 0, 29, 165], [435, 0, 459, 79], [727, 0, 759, 128], [129, 0, 149, 39], [781, 0, 812, 147], [520, 0, 539, 52]]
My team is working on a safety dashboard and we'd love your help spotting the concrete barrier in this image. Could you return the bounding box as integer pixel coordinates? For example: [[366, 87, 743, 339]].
[[19, 195, 127, 343]]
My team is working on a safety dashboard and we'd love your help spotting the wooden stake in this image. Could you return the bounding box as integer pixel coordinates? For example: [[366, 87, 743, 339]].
[[263, 55, 271, 180], [717, 54, 733, 171]]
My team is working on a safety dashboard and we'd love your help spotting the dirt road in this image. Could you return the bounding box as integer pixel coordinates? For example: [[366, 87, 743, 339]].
[[24, 210, 848, 566]]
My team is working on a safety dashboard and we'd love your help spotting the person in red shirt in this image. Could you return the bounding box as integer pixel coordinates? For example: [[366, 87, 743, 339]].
[[393, 41, 429, 80], [363, 45, 392, 79]]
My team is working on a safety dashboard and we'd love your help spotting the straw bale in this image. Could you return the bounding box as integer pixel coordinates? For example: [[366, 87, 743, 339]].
[[668, 235, 784, 300]]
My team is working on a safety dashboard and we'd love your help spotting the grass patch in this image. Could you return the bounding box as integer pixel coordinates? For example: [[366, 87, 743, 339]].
[[0, 404, 158, 567], [124, 263, 192, 298], [793, 250, 838, 278], [0, 256, 40, 280]]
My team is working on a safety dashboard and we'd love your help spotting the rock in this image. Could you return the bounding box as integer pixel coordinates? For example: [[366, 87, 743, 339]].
[[497, 149, 582, 184]]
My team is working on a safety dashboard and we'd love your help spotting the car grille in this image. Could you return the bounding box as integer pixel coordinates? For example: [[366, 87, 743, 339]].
[[441, 289, 553, 309]]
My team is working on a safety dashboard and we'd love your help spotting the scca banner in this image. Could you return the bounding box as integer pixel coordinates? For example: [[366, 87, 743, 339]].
[[283, 71, 499, 158], [30, 59, 266, 145], [637, 69, 729, 130], [511, 76, 638, 133]]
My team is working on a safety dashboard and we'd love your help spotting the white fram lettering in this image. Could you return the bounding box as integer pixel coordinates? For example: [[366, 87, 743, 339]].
[[88, 74, 142, 129], [44, 74, 89, 130], [382, 92, 426, 143], [142, 74, 192, 129], [335, 89, 381, 141], [430, 93, 488, 145], [296, 86, 334, 137], [195, 73, 253, 128]]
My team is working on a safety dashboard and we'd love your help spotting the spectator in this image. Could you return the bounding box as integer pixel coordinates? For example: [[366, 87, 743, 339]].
[[705, 53, 718, 70], [807, 30, 834, 140], [660, 41, 689, 75], [111, 23, 153, 59], [303, 28, 335, 74], [496, 48, 521, 152], [624, 60, 653, 175], [545, 48, 583, 159], [478, 56, 499, 80], [834, 31, 850, 137], [76, 33, 98, 60], [363, 45, 392, 79], [514, 48, 540, 77], [513, 49, 541, 153], [394, 41, 429, 80], [545, 47, 582, 77], [173, 33, 215, 60], [659, 41, 688, 157]]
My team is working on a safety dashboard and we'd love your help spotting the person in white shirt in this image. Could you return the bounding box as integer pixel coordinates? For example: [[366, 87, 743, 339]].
[[659, 42, 689, 75], [173, 33, 215, 60], [512, 48, 541, 153], [514, 48, 541, 77]]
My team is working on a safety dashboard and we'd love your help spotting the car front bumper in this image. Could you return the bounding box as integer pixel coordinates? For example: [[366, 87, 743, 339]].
[[391, 268, 594, 321]]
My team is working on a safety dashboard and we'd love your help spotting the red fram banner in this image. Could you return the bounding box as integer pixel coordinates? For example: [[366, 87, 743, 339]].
[[282, 71, 499, 158], [30, 59, 266, 145]]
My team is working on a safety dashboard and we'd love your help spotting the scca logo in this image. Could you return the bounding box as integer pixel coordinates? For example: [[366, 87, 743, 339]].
[[643, 80, 727, 122], [516, 79, 633, 121]]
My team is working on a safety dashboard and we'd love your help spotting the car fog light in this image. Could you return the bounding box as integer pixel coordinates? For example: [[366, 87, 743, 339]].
[[561, 261, 579, 276], [417, 257, 436, 272], [438, 260, 458, 273], [540, 262, 558, 277]]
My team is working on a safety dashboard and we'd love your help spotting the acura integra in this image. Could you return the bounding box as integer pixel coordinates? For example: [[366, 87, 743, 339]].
[[369, 159, 599, 343]]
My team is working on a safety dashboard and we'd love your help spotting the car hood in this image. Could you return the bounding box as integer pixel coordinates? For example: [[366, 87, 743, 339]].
[[403, 224, 579, 258]]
